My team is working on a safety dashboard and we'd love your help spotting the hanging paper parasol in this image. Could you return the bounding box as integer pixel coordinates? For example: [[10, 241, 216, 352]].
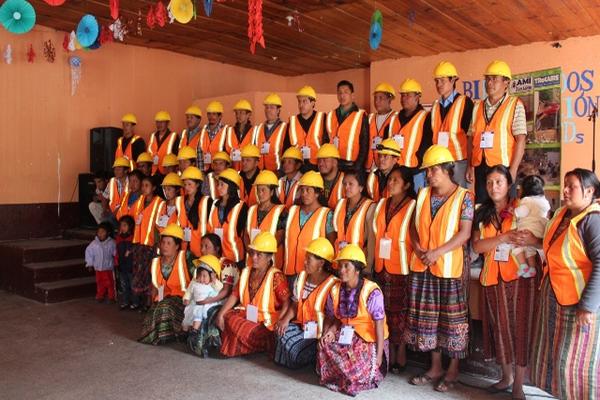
[[43, 0, 66, 6], [76, 14, 99, 48], [0, 0, 36, 35], [204, 0, 213, 17], [371, 9, 382, 26], [369, 20, 382, 50], [170, 0, 193, 23]]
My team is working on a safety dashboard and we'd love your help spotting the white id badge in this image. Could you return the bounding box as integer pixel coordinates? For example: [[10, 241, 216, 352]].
[[339, 241, 348, 250], [157, 215, 169, 228], [153, 155, 159, 165], [494, 243, 511, 262], [183, 227, 192, 242], [246, 304, 259, 323], [438, 131, 450, 148], [250, 228, 262, 243], [338, 325, 355, 345], [232, 149, 242, 162], [332, 137, 340, 148], [157, 285, 164, 301], [371, 136, 382, 150], [136, 214, 143, 225], [379, 237, 392, 260], [303, 321, 318, 339], [261, 142, 270, 154], [214, 228, 224, 240], [203, 152, 212, 165], [481, 131, 494, 149], [393, 135, 404, 149], [301, 146, 311, 160]]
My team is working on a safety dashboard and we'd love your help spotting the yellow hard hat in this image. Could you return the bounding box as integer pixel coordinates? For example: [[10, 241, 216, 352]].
[[185, 105, 202, 117], [282, 146, 303, 161], [213, 151, 232, 164], [305, 238, 335, 263], [253, 170, 279, 187], [181, 166, 204, 181], [161, 224, 184, 240], [161, 172, 183, 187], [316, 143, 340, 159], [241, 144, 260, 159], [218, 168, 241, 188], [192, 254, 222, 279], [334, 243, 366, 266], [263, 93, 283, 107], [298, 171, 324, 190], [373, 82, 396, 98], [248, 231, 278, 253], [177, 146, 196, 161], [485, 60, 512, 79], [155, 110, 171, 122], [161, 154, 178, 167], [376, 138, 402, 157], [233, 99, 253, 112], [399, 78, 423, 94], [206, 101, 224, 114], [121, 113, 137, 124], [113, 156, 130, 169], [433, 61, 459, 78], [420, 145, 455, 169], [296, 86, 317, 100], [136, 152, 153, 164]]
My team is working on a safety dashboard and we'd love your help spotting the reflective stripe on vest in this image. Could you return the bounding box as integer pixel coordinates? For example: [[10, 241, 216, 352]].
[[431, 95, 467, 160], [246, 204, 284, 236], [399, 110, 427, 168], [372, 198, 415, 275], [284, 206, 329, 275], [208, 173, 218, 201], [332, 198, 372, 249], [327, 110, 365, 161], [208, 202, 244, 262], [326, 172, 345, 210], [295, 271, 338, 338], [116, 135, 141, 170], [278, 177, 300, 209], [151, 250, 188, 300], [252, 122, 287, 171], [134, 196, 163, 246], [289, 112, 324, 164], [238, 266, 279, 329]]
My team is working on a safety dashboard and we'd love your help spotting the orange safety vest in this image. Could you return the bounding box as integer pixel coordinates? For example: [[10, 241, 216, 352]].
[[367, 112, 401, 169], [116, 192, 139, 220], [175, 195, 211, 257], [471, 95, 520, 167], [148, 131, 179, 175], [294, 271, 339, 338], [115, 135, 142, 170], [395, 110, 428, 168], [288, 112, 325, 165], [225, 125, 255, 171], [199, 125, 229, 171], [372, 198, 416, 275], [178, 128, 202, 152], [412, 186, 469, 278], [246, 204, 285, 269], [154, 200, 179, 234], [284, 205, 330, 275], [331, 279, 389, 342], [278, 176, 301, 209], [332, 198, 373, 252], [208, 202, 245, 262], [252, 121, 288, 171], [239, 174, 258, 207], [366, 169, 390, 203], [151, 250, 189, 301], [207, 172, 218, 201], [107, 177, 128, 214], [237, 266, 281, 330], [326, 109, 366, 162], [543, 203, 600, 306], [325, 172, 345, 210], [430, 95, 468, 161], [133, 195, 163, 247]]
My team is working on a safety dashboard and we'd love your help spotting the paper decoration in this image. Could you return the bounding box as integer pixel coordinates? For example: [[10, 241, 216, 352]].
[[155, 1, 167, 27], [110, 0, 119, 20], [203, 0, 213, 17], [369, 10, 383, 50], [146, 5, 155, 28], [109, 17, 127, 41], [76, 14, 100, 48], [43, 39, 56, 62], [136, 10, 143, 35], [62, 32, 69, 51], [247, 0, 265, 54], [0, 0, 36, 34], [68, 30, 76, 51], [69, 56, 82, 96], [4, 44, 12, 64], [43, 0, 66, 5], [27, 43, 35, 62], [170, 0, 193, 23]]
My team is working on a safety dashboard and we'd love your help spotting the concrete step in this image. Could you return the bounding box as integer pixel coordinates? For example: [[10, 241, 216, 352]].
[[34, 276, 97, 303], [1, 238, 89, 264], [62, 228, 97, 242], [23, 258, 92, 284]]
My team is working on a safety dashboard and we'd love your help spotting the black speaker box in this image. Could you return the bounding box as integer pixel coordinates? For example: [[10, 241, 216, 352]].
[[78, 173, 97, 228], [90, 126, 123, 174]]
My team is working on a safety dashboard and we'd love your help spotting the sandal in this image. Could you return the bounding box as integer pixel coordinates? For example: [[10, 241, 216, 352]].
[[409, 373, 436, 386], [434, 378, 458, 393]]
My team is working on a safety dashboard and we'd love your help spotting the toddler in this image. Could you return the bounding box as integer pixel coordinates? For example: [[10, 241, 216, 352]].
[[85, 222, 116, 302]]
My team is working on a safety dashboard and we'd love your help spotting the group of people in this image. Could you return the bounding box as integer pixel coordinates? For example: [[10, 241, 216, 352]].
[[81, 59, 599, 399]]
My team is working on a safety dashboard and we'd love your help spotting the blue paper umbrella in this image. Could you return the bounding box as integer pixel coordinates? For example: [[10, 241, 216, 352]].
[[369, 21, 382, 50], [0, 0, 36, 35], [88, 36, 101, 50], [204, 0, 213, 16], [76, 14, 99, 48]]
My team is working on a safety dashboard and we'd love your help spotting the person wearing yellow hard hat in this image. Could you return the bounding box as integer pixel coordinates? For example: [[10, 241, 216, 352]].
[[367, 82, 401, 170], [254, 93, 288, 172], [103, 156, 131, 216], [273, 237, 339, 368], [317, 144, 345, 209], [177, 145, 198, 173], [177, 166, 212, 258], [181, 254, 222, 334], [396, 78, 433, 192], [287, 86, 328, 169], [430, 61, 474, 189], [216, 231, 291, 357], [148, 110, 179, 176], [225, 99, 254, 171], [405, 144, 473, 392], [199, 100, 229, 172], [316, 244, 389, 396], [155, 172, 183, 235], [468, 60, 526, 203], [366, 138, 402, 202], [277, 147, 304, 209], [116, 169, 144, 221], [239, 144, 261, 206], [326, 80, 370, 171], [178, 105, 202, 158], [160, 153, 179, 178], [205, 151, 232, 200], [116, 113, 146, 171], [136, 152, 154, 177], [139, 223, 191, 345]]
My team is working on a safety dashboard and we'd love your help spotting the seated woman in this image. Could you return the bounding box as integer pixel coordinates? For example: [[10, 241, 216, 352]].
[[139, 224, 191, 345], [317, 244, 389, 396], [216, 232, 290, 357], [274, 238, 339, 369]]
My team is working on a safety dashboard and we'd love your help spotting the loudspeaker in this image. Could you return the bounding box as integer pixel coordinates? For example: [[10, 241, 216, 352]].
[[78, 173, 97, 228], [90, 126, 123, 173]]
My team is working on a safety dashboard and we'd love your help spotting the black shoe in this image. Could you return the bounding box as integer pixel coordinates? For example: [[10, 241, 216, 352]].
[[119, 304, 128, 310]]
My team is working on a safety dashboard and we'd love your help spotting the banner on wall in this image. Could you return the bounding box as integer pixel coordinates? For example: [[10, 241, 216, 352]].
[[510, 67, 562, 209]]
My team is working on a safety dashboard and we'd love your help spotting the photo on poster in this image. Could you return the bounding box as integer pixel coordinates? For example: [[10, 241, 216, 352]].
[[517, 147, 561, 189], [533, 87, 561, 144]]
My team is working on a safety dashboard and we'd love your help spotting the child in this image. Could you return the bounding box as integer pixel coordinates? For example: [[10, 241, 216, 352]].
[[513, 175, 550, 278], [182, 256, 223, 334], [88, 171, 108, 224], [115, 215, 135, 310], [85, 222, 117, 303]]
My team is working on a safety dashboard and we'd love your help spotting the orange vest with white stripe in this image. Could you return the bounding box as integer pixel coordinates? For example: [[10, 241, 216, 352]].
[[154, 201, 179, 235], [288, 112, 325, 165], [397, 110, 428, 168], [332, 198, 372, 252], [148, 131, 179, 175], [207, 172, 218, 201], [208, 202, 245, 262], [331, 279, 389, 342], [150, 250, 190, 301], [237, 266, 281, 330], [133, 195, 163, 247], [178, 128, 201, 151], [239, 175, 258, 207], [294, 271, 339, 338], [284, 205, 330, 275], [199, 125, 229, 171], [412, 186, 469, 278], [115, 135, 141, 170], [107, 177, 128, 214], [367, 112, 400, 169], [225, 125, 254, 171], [246, 204, 285, 269], [430, 95, 468, 161], [325, 172, 345, 210], [326, 109, 366, 162], [252, 122, 288, 171], [543, 204, 600, 306], [373, 198, 415, 275], [175, 195, 211, 257], [278, 176, 301, 209], [471, 95, 520, 167], [366, 170, 390, 203], [116, 192, 139, 220]]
